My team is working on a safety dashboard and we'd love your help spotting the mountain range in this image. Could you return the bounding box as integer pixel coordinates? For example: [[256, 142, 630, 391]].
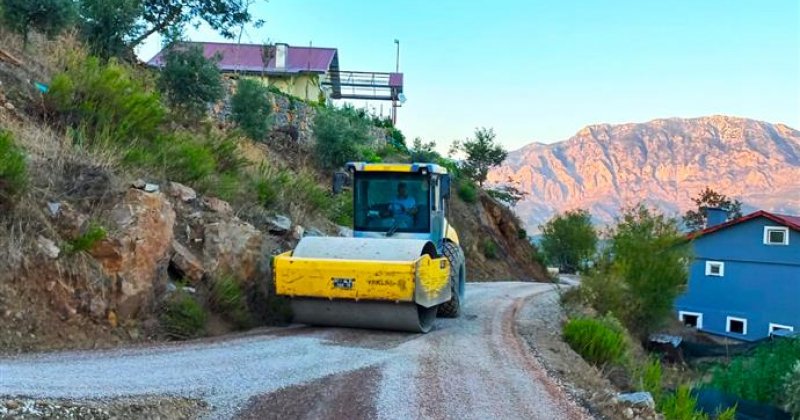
[[488, 116, 800, 231]]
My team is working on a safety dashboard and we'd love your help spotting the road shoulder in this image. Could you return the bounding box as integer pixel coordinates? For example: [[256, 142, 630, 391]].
[[515, 286, 627, 419]]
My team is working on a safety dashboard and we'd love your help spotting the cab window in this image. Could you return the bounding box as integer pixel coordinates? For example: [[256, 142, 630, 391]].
[[353, 172, 430, 233]]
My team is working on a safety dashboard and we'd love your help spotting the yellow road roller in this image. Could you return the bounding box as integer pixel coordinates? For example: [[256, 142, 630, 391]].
[[273, 162, 466, 332]]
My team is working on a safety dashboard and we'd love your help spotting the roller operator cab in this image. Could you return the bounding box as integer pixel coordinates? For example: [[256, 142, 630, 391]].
[[273, 162, 466, 333]]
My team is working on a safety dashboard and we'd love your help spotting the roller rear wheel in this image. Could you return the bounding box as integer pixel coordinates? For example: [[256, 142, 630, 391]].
[[438, 241, 465, 318]]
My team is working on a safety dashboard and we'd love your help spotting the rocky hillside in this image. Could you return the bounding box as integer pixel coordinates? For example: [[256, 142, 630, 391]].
[[489, 116, 800, 229], [0, 30, 546, 353]]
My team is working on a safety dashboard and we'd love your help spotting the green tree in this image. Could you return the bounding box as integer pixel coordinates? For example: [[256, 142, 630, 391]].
[[312, 106, 370, 169], [0, 0, 76, 46], [79, 0, 143, 59], [683, 187, 743, 232], [409, 137, 440, 163], [131, 0, 255, 48], [450, 127, 507, 186], [601, 204, 691, 337], [0, 130, 28, 209], [231, 78, 271, 140], [539, 209, 597, 273], [157, 44, 223, 120]]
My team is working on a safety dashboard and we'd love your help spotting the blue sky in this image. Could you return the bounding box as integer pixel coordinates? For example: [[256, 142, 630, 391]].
[[138, 0, 800, 152]]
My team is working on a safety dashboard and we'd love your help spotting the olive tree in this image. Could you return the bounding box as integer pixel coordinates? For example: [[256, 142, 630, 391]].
[[450, 127, 507, 186], [539, 209, 597, 273], [157, 44, 224, 120], [1, 0, 76, 46]]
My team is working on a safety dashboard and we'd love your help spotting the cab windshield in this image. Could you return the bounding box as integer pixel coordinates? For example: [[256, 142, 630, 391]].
[[353, 172, 430, 234]]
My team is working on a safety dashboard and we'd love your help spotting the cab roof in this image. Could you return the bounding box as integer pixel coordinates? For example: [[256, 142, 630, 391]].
[[346, 162, 448, 175]]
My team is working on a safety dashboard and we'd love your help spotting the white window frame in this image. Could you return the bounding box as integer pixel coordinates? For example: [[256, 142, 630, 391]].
[[769, 323, 794, 335], [763, 226, 789, 245], [679, 311, 703, 329], [705, 261, 725, 277], [726, 316, 748, 335]]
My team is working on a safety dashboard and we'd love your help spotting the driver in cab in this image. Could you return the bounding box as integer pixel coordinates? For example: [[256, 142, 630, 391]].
[[389, 182, 417, 227]]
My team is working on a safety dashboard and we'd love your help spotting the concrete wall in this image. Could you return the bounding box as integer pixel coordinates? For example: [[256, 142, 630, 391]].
[[676, 216, 800, 341]]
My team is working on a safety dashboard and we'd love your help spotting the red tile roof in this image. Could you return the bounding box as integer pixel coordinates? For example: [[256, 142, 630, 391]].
[[147, 42, 338, 74], [688, 210, 800, 239]]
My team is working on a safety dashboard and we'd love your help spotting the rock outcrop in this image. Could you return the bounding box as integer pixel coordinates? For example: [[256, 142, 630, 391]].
[[90, 189, 176, 319], [203, 220, 265, 283], [489, 116, 800, 229]]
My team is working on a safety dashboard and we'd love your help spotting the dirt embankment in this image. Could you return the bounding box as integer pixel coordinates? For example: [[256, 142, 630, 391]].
[[450, 191, 549, 282]]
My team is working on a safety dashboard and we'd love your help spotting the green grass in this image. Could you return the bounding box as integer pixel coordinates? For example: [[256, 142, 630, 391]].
[[65, 222, 107, 254], [0, 130, 28, 208], [458, 181, 477, 203], [482, 240, 499, 259], [785, 362, 800, 418], [637, 357, 664, 403], [562, 316, 628, 366], [160, 293, 207, 339], [209, 274, 251, 329]]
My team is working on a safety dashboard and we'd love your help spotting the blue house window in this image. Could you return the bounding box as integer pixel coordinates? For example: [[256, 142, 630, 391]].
[[726, 316, 748, 335], [705, 261, 724, 276], [679, 311, 703, 328], [769, 323, 794, 336], [763, 226, 789, 245]]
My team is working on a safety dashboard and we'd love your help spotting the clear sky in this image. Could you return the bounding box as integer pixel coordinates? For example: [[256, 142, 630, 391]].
[[138, 0, 800, 152]]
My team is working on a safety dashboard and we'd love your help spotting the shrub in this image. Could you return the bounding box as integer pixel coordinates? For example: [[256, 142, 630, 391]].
[[330, 193, 354, 226], [709, 338, 800, 405], [458, 181, 477, 203], [209, 274, 251, 329], [65, 223, 107, 254], [313, 106, 370, 169], [160, 293, 207, 339], [562, 316, 628, 366], [164, 141, 217, 183], [517, 228, 527, 240], [585, 205, 690, 338], [1, 0, 76, 46], [659, 385, 704, 420], [250, 163, 331, 215], [638, 358, 663, 403], [252, 163, 291, 208], [47, 56, 165, 146], [231, 79, 272, 141], [409, 138, 440, 163], [784, 362, 800, 418], [482, 240, 499, 259], [0, 131, 28, 208], [291, 172, 332, 214], [157, 44, 223, 120]]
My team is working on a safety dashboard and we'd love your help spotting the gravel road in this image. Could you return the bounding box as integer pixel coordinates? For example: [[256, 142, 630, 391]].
[[0, 282, 588, 419]]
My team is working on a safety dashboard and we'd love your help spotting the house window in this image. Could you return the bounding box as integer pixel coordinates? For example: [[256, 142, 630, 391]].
[[705, 261, 724, 277], [769, 323, 794, 335], [763, 226, 789, 245], [679, 311, 703, 329], [726, 316, 748, 335]]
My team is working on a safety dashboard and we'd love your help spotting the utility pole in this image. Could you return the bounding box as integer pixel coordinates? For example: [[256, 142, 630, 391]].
[[392, 39, 400, 125]]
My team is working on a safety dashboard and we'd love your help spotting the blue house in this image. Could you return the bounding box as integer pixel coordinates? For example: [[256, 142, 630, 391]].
[[676, 209, 800, 341]]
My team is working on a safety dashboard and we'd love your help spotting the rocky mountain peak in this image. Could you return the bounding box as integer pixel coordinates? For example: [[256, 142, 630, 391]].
[[489, 116, 800, 230]]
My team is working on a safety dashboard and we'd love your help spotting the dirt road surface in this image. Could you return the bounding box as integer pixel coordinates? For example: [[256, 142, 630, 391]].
[[0, 282, 588, 419]]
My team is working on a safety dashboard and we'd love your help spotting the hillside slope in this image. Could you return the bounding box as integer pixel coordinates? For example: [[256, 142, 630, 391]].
[[489, 116, 800, 229], [0, 31, 546, 353]]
